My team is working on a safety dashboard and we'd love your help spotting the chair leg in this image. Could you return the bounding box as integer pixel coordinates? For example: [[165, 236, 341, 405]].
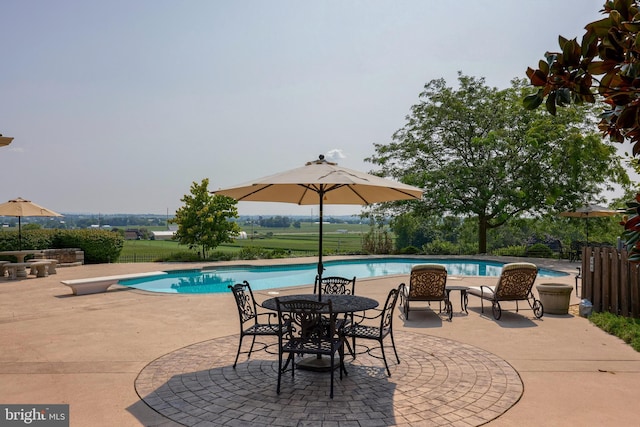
[[247, 335, 257, 359], [277, 350, 282, 394], [380, 339, 391, 377], [351, 335, 356, 358], [233, 335, 245, 368], [389, 330, 400, 364], [329, 353, 335, 399], [340, 342, 348, 377]]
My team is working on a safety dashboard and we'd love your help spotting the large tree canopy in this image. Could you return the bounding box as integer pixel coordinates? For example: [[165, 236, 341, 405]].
[[368, 73, 629, 253]]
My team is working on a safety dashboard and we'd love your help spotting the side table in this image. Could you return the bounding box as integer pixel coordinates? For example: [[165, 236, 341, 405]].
[[446, 285, 469, 314]]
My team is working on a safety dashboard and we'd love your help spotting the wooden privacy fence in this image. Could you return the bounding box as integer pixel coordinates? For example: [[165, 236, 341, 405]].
[[581, 246, 640, 318]]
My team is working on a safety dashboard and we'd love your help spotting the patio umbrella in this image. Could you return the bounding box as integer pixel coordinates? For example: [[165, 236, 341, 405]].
[[559, 204, 619, 245], [0, 197, 62, 250], [213, 155, 424, 300]]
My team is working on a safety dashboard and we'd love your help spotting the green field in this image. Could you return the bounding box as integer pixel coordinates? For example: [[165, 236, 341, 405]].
[[119, 222, 369, 261]]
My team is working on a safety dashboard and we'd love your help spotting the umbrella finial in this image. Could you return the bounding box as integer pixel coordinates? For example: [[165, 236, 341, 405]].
[[307, 154, 335, 166]]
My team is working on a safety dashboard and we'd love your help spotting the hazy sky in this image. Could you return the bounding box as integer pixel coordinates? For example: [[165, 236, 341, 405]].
[[1, 0, 611, 217]]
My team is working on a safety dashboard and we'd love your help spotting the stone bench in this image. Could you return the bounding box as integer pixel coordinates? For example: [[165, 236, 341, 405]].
[[0, 260, 10, 276], [61, 271, 167, 295], [28, 259, 58, 275], [5, 262, 50, 279], [29, 261, 52, 278]]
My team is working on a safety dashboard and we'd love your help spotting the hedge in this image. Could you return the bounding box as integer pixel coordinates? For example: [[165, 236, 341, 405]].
[[0, 229, 124, 264]]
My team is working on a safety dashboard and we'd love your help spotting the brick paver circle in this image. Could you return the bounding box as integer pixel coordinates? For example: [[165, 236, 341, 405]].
[[135, 331, 523, 426]]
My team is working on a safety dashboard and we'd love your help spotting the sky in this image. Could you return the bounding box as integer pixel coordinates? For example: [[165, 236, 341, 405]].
[[0, 0, 615, 217]]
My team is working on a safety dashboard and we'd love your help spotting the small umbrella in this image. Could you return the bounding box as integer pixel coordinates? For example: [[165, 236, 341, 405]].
[[213, 155, 423, 300], [0, 197, 62, 250], [559, 204, 619, 245]]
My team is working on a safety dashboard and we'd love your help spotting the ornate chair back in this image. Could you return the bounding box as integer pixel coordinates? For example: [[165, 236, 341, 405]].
[[494, 263, 538, 300], [229, 280, 259, 326], [314, 275, 356, 295], [408, 264, 447, 300]]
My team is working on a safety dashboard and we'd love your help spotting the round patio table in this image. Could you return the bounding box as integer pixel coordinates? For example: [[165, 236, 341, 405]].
[[261, 294, 378, 313], [262, 294, 379, 371]]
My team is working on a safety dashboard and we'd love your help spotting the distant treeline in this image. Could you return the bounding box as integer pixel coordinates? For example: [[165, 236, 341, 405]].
[[239, 215, 362, 228]]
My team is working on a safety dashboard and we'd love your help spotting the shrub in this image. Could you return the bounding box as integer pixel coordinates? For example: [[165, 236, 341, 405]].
[[0, 229, 57, 252], [207, 251, 236, 261], [239, 246, 270, 260], [422, 240, 458, 255], [493, 245, 527, 257], [525, 243, 554, 258], [398, 245, 421, 255], [53, 229, 124, 263], [163, 251, 203, 262]]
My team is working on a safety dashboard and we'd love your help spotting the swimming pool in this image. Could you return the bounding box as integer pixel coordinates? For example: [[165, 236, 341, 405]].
[[120, 258, 568, 294]]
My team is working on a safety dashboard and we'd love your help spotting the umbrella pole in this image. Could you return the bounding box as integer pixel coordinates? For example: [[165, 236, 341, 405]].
[[317, 188, 324, 302], [18, 216, 22, 251], [585, 217, 589, 246]]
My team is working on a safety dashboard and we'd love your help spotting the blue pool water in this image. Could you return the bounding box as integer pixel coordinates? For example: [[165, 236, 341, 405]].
[[120, 258, 568, 294]]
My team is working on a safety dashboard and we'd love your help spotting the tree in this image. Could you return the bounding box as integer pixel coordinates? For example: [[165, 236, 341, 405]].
[[368, 73, 628, 253], [170, 178, 241, 259]]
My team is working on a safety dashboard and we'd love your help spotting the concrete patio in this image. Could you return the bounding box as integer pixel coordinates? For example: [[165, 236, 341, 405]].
[[1, 256, 639, 426]]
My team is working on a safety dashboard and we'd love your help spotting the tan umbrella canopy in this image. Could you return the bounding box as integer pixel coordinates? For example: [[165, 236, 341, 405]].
[[559, 204, 619, 245], [0, 135, 13, 147], [213, 155, 424, 300], [0, 197, 62, 250]]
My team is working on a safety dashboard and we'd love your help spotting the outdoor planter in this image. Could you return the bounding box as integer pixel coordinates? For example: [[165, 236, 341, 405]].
[[536, 283, 573, 315]]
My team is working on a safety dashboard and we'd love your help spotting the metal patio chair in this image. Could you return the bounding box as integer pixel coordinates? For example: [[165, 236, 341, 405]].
[[228, 281, 281, 368], [341, 284, 403, 376], [276, 298, 346, 399]]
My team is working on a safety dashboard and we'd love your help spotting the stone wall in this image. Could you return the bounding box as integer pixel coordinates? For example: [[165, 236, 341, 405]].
[[34, 249, 84, 265]]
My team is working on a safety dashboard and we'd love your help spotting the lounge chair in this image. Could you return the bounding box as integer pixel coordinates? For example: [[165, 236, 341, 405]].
[[467, 262, 543, 320], [401, 264, 452, 321]]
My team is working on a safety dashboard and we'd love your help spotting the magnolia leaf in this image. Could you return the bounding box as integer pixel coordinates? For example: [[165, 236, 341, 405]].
[[587, 60, 617, 75], [610, 9, 622, 26], [582, 30, 599, 57], [523, 92, 543, 110], [586, 17, 614, 38], [545, 91, 557, 115], [628, 253, 640, 263], [557, 88, 572, 105], [538, 59, 549, 75], [623, 20, 640, 32], [562, 38, 581, 65], [624, 214, 640, 230], [526, 68, 547, 86]]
